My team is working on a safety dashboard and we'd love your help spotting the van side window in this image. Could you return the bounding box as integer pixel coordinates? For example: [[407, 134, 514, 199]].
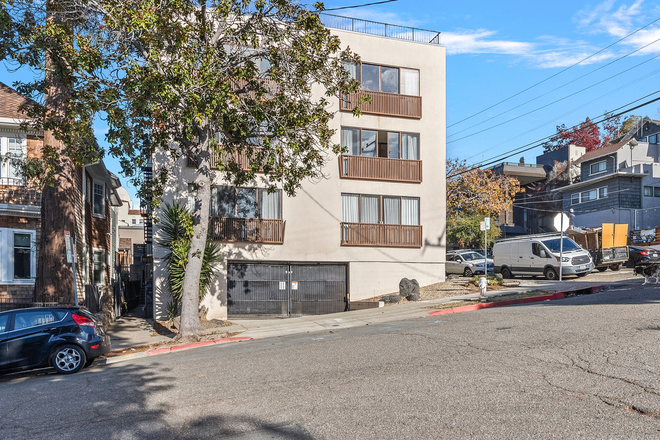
[[532, 243, 543, 257]]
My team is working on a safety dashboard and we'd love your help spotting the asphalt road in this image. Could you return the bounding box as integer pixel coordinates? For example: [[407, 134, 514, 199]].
[[2, 281, 660, 439]]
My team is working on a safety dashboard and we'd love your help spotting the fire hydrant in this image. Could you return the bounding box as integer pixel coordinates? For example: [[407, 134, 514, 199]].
[[479, 276, 488, 301]]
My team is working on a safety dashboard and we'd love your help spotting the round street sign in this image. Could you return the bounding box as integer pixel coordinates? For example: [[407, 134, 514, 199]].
[[553, 213, 570, 232]]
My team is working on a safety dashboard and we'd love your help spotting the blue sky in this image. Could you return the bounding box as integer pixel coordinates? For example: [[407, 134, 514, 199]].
[[3, 0, 660, 202]]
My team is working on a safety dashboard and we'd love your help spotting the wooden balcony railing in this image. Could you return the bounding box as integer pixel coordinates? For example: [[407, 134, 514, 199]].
[[0, 184, 41, 206], [187, 147, 265, 170], [340, 222, 422, 248], [340, 90, 422, 119], [339, 155, 422, 183], [209, 217, 285, 244]]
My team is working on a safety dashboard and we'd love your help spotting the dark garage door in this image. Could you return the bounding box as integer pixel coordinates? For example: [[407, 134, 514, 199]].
[[227, 262, 348, 317]]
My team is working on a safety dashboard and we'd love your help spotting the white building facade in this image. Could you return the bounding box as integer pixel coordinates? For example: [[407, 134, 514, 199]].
[[152, 16, 447, 320]]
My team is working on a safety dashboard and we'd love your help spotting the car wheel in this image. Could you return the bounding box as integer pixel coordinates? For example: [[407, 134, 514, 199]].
[[501, 267, 513, 279], [597, 266, 608, 272], [84, 359, 95, 369], [610, 263, 622, 271], [51, 344, 86, 374], [544, 267, 558, 280], [463, 267, 473, 278]]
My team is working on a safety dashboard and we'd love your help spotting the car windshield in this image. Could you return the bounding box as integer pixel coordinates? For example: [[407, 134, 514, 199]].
[[461, 252, 484, 261], [542, 238, 581, 253]]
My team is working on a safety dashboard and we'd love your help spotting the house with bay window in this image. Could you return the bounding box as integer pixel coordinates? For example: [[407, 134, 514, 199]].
[[555, 118, 660, 229], [151, 14, 446, 320], [0, 81, 123, 310]]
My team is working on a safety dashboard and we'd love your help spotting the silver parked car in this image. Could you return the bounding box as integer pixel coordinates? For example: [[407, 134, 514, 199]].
[[446, 250, 494, 277]]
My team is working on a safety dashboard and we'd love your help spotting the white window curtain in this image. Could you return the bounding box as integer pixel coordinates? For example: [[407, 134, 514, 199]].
[[400, 69, 419, 96], [383, 197, 401, 225], [401, 134, 419, 160], [342, 128, 360, 156], [341, 194, 360, 223], [259, 189, 280, 219], [401, 197, 420, 225], [342, 61, 360, 82], [361, 195, 379, 224]]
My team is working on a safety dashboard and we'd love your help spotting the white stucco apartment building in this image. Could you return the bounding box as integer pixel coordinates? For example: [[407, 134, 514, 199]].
[[151, 14, 447, 320]]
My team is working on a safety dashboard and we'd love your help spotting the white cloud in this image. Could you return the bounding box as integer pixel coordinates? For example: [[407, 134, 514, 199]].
[[575, 0, 644, 36], [442, 29, 534, 55]]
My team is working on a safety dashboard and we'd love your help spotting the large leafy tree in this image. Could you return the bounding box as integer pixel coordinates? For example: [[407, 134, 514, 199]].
[[446, 159, 521, 219], [543, 114, 641, 153], [4, 0, 359, 339]]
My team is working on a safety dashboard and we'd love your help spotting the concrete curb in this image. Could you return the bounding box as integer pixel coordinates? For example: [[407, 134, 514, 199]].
[[98, 336, 252, 366], [429, 285, 604, 316]]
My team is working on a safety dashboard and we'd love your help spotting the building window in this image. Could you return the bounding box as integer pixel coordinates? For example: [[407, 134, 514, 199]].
[[93, 249, 105, 285], [341, 127, 420, 160], [655, 187, 660, 198], [571, 186, 608, 204], [341, 193, 420, 225], [650, 134, 658, 144], [590, 160, 607, 175], [93, 182, 105, 217], [343, 62, 420, 96], [211, 186, 282, 219], [131, 218, 137, 225], [13, 233, 32, 280], [644, 186, 653, 197], [1, 137, 27, 185]]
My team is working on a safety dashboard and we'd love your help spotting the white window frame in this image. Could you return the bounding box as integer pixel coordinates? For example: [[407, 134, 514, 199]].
[[0, 135, 27, 185], [589, 160, 607, 175], [0, 228, 36, 284], [571, 186, 608, 205], [92, 180, 106, 218], [92, 248, 106, 286]]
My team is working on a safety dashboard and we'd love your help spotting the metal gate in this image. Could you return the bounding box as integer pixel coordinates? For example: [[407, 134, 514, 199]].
[[227, 262, 348, 317]]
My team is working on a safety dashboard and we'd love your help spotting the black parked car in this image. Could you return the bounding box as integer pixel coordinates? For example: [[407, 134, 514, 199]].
[[0, 307, 111, 375], [627, 246, 660, 267]]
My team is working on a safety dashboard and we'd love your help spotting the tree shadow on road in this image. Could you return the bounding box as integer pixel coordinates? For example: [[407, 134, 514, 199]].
[[0, 361, 314, 440]]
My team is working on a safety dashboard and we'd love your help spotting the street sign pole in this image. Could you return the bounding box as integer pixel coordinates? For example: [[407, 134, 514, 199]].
[[65, 231, 78, 306], [559, 213, 564, 282]]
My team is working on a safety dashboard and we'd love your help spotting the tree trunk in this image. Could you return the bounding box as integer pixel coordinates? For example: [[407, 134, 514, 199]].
[[178, 127, 213, 340], [35, 0, 78, 304]]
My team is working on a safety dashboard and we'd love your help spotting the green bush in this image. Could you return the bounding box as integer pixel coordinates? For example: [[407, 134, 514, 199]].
[[157, 202, 222, 314]]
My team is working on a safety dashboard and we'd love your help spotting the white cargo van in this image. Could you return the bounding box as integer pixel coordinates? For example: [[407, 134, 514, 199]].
[[493, 235, 594, 280]]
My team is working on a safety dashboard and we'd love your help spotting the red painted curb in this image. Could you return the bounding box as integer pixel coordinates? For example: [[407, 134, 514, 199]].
[[146, 336, 252, 356], [428, 287, 605, 317]]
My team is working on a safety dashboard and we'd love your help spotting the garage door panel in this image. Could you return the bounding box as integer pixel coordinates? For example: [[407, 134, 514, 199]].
[[228, 263, 347, 317]]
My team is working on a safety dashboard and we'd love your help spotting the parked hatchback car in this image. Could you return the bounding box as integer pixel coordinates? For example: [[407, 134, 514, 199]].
[[0, 307, 111, 375], [446, 251, 494, 277], [627, 246, 660, 267]]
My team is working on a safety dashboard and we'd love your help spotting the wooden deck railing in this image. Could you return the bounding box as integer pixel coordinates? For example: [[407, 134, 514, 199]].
[[340, 222, 422, 248], [339, 155, 422, 183], [0, 185, 41, 205], [340, 90, 422, 119], [209, 217, 285, 244], [188, 147, 265, 170]]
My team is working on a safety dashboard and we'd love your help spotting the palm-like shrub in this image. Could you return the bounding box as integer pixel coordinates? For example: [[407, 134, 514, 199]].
[[157, 202, 221, 315]]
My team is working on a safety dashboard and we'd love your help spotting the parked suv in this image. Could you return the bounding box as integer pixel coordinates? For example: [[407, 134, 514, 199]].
[[0, 307, 111, 375], [446, 250, 494, 277]]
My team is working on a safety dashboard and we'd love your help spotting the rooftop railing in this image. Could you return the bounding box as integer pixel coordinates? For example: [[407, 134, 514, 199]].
[[319, 13, 441, 45]]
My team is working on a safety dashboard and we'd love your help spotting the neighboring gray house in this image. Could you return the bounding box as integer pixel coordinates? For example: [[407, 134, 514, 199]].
[[555, 120, 660, 229]]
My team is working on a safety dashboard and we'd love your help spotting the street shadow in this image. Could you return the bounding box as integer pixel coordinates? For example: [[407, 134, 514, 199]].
[[0, 361, 315, 439]]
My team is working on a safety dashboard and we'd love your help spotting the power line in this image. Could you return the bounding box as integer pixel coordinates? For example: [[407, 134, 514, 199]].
[[447, 90, 660, 178], [321, 0, 398, 11], [448, 40, 660, 141], [447, 16, 660, 129], [462, 64, 660, 162]]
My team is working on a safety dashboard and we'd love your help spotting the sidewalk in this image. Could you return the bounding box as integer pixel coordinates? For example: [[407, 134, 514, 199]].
[[104, 279, 609, 359]]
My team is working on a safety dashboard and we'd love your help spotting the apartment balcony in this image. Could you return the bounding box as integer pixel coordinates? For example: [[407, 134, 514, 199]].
[[319, 13, 441, 45], [339, 155, 422, 183], [209, 217, 285, 244], [187, 147, 267, 171], [0, 179, 41, 206], [340, 222, 422, 248], [340, 90, 422, 119]]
